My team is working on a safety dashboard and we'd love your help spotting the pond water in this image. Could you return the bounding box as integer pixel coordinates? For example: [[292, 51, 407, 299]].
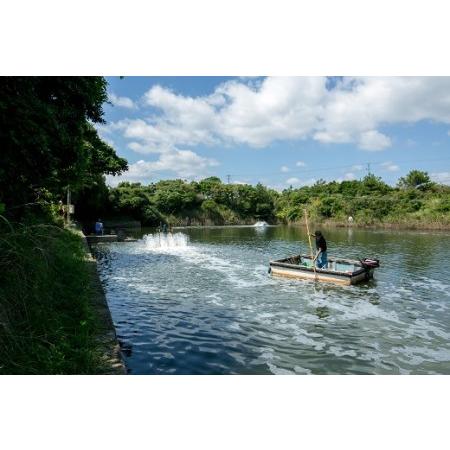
[[92, 226, 450, 374]]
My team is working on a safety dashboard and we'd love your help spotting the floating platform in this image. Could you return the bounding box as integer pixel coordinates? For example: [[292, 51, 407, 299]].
[[269, 254, 380, 286]]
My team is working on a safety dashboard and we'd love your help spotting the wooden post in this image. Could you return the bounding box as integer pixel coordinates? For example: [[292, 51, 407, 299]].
[[304, 209, 317, 280]]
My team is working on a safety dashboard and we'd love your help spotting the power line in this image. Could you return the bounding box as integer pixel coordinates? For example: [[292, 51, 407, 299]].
[[227, 156, 450, 179]]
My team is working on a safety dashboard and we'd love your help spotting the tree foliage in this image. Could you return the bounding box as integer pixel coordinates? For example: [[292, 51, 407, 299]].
[[102, 179, 277, 226], [98, 172, 449, 227], [0, 77, 127, 218], [398, 170, 431, 189]]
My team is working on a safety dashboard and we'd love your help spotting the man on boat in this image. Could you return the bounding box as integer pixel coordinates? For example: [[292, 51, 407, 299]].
[[311, 230, 328, 269]]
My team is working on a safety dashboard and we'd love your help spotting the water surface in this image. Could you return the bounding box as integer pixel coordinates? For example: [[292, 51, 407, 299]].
[[93, 226, 450, 374]]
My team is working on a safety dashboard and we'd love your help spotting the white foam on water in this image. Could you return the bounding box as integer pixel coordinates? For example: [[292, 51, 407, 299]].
[[226, 264, 278, 288], [256, 312, 276, 320], [410, 277, 450, 296], [401, 319, 450, 343], [342, 301, 403, 323], [257, 348, 293, 374], [294, 366, 312, 374], [308, 292, 403, 325], [390, 345, 450, 366], [260, 350, 276, 361], [267, 363, 295, 374], [293, 334, 326, 351], [129, 283, 162, 294], [327, 345, 358, 358], [205, 293, 225, 307], [142, 232, 189, 250], [253, 221, 268, 227], [137, 233, 278, 291]]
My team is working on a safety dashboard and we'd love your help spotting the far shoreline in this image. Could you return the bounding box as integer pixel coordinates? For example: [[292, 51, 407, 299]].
[[97, 218, 450, 235], [164, 221, 450, 232]]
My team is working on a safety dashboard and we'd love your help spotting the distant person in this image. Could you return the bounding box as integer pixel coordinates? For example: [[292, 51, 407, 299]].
[[162, 223, 168, 234], [95, 218, 104, 236], [310, 230, 328, 269]]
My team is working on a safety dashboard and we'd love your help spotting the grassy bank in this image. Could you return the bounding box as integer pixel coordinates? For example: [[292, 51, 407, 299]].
[[0, 220, 118, 374], [289, 218, 450, 231]]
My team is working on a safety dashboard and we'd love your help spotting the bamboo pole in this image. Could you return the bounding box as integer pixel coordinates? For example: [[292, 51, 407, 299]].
[[304, 209, 317, 280]]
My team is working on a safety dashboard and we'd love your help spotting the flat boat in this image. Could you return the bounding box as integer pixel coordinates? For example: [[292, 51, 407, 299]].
[[269, 255, 380, 285]]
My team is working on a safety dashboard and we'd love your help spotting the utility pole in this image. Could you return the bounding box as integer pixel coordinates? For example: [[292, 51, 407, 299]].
[[227, 174, 231, 184], [366, 162, 371, 176]]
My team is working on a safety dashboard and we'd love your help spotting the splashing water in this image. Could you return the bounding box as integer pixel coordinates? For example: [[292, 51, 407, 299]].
[[142, 232, 189, 250], [254, 221, 268, 227]]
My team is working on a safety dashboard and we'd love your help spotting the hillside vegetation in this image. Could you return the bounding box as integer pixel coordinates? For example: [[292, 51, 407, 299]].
[[77, 171, 450, 229]]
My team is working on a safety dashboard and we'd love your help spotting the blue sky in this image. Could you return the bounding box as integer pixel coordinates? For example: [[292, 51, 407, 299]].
[[100, 76, 450, 189]]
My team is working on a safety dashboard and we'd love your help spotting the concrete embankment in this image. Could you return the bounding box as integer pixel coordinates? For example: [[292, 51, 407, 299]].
[[85, 234, 119, 244], [75, 230, 126, 374]]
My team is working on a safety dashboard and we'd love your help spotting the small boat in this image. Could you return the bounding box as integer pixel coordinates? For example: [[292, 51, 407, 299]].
[[269, 255, 380, 285]]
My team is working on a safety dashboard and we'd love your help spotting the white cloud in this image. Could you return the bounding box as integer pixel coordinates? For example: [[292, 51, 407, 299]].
[[106, 149, 218, 186], [285, 177, 316, 186], [109, 92, 136, 109], [447, 130, 450, 136], [431, 172, 450, 185], [336, 172, 357, 182], [296, 161, 306, 167], [107, 77, 450, 155], [286, 177, 301, 185], [148, 150, 218, 176], [111, 78, 326, 151], [127, 141, 163, 154], [268, 184, 285, 193], [380, 161, 400, 172], [358, 130, 391, 151], [280, 165, 290, 172], [215, 77, 326, 147], [351, 164, 364, 171]]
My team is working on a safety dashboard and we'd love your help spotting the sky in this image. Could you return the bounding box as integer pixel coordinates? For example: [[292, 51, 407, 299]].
[[99, 76, 450, 190]]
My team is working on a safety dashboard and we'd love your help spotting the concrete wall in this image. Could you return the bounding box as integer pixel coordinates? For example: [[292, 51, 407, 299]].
[[76, 230, 126, 374]]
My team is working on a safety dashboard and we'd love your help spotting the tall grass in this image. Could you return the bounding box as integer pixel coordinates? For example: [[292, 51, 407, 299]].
[[0, 219, 106, 374]]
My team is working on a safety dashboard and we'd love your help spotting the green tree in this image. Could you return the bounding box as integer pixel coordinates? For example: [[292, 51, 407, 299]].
[[197, 176, 223, 196], [361, 174, 391, 195], [0, 77, 127, 217], [398, 170, 431, 189]]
